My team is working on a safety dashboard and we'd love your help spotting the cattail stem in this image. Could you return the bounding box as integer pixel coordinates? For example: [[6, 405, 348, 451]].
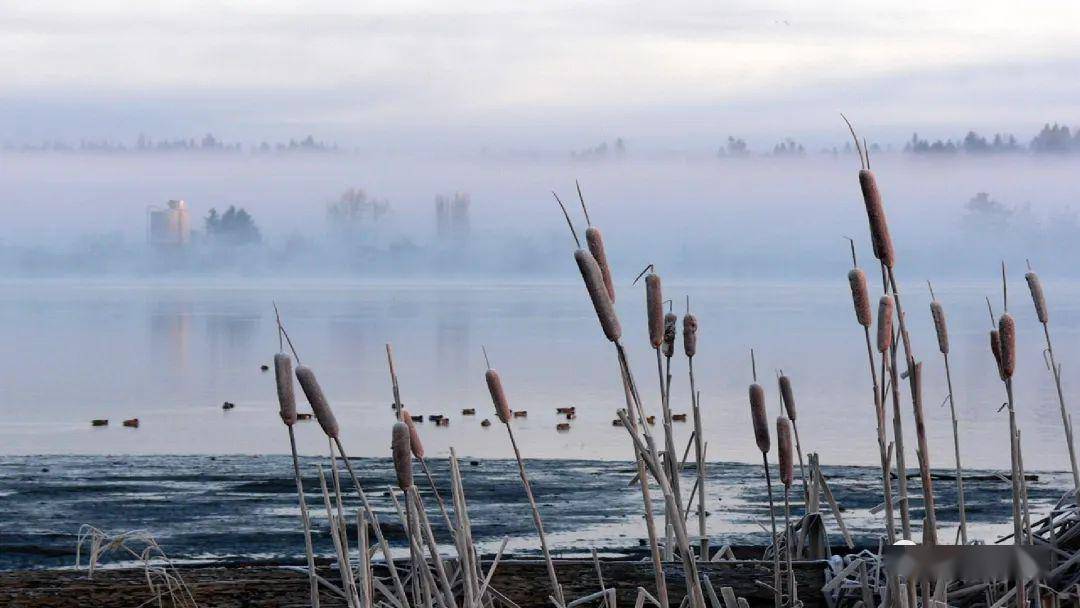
[[287, 427, 321, 608], [328, 441, 361, 605], [331, 438, 409, 605], [1040, 322, 1080, 504], [863, 322, 896, 543], [763, 454, 780, 608], [689, 359, 708, 561], [783, 486, 795, 606], [316, 465, 361, 608], [418, 457, 455, 536], [941, 352, 968, 545], [408, 487, 458, 608], [656, 347, 682, 560], [618, 350, 668, 607], [1004, 379, 1023, 545], [503, 422, 564, 606], [910, 363, 937, 544], [884, 344, 912, 540]]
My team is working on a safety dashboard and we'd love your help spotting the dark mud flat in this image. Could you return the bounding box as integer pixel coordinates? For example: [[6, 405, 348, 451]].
[[1, 455, 1071, 571], [0, 558, 830, 607]]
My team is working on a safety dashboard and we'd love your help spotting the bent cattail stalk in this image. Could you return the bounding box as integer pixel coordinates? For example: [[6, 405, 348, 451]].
[[662, 312, 677, 358], [750, 383, 770, 454], [1026, 271, 1048, 324], [392, 422, 413, 491], [849, 268, 871, 327], [876, 296, 894, 354], [296, 365, 339, 439], [777, 417, 794, 487], [645, 272, 664, 348], [486, 369, 512, 424], [575, 250, 621, 343], [859, 170, 895, 268], [998, 313, 1016, 379], [401, 408, 424, 459], [275, 353, 297, 426]]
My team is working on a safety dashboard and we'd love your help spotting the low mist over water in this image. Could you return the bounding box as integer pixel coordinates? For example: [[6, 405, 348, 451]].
[[3, 152, 1080, 279]]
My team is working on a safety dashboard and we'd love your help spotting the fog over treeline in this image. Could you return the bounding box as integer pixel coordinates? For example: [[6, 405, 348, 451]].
[[4, 150, 1080, 281]]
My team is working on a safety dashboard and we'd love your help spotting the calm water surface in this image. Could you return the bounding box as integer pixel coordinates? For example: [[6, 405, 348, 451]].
[[2, 277, 1080, 471]]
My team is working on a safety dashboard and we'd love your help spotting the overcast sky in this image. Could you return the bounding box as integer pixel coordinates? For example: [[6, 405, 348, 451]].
[[2, 1, 1079, 153]]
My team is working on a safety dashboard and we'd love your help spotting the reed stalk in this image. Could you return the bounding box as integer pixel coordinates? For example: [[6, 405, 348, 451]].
[[1026, 267, 1080, 503], [483, 353, 564, 607], [777, 417, 796, 606], [910, 362, 937, 544], [778, 374, 809, 511], [272, 343, 320, 608], [750, 376, 780, 608], [928, 285, 967, 545], [878, 293, 912, 540], [848, 260, 896, 544]]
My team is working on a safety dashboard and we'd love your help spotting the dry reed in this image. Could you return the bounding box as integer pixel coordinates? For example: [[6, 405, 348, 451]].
[[876, 296, 894, 354], [776, 417, 796, 608], [295, 366, 339, 439], [910, 362, 937, 544], [274, 353, 297, 426], [849, 268, 872, 327], [393, 423, 412, 494], [576, 181, 616, 303], [928, 287, 967, 544]]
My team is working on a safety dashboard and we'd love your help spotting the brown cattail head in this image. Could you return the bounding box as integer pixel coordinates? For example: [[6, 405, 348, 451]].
[[683, 313, 698, 358], [400, 408, 424, 459], [486, 369, 512, 423], [274, 353, 297, 426], [990, 330, 1006, 381], [876, 296, 894, 353], [778, 375, 796, 422], [776, 416, 794, 487], [295, 365, 339, 439], [1026, 271, 1048, 324], [848, 268, 871, 327], [574, 249, 622, 342], [930, 300, 949, 355], [998, 313, 1016, 379], [749, 383, 770, 454], [858, 170, 895, 268], [662, 312, 677, 358], [391, 421, 413, 490], [645, 273, 663, 348], [585, 227, 616, 304]]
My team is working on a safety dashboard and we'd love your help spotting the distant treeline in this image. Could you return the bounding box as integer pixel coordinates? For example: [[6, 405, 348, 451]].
[[718, 123, 1080, 158], [3, 133, 338, 154]]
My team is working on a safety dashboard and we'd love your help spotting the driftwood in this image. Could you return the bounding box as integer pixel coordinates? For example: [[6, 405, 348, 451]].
[[0, 559, 830, 608]]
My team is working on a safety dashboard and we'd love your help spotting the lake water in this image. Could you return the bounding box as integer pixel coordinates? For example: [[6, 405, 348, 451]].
[[2, 276, 1080, 473]]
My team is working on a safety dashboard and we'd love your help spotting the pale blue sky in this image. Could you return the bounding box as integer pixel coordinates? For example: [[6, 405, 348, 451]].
[[2, 1, 1078, 151]]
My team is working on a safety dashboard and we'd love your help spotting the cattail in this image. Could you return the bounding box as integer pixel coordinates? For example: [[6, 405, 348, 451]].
[[990, 330, 1006, 381], [749, 383, 770, 454], [662, 312, 677, 358], [574, 250, 621, 342], [486, 369, 512, 423], [848, 268, 871, 327], [274, 353, 297, 426], [1026, 272, 1048, 324], [930, 300, 949, 355], [876, 296, 894, 354], [401, 408, 424, 459], [646, 272, 663, 348], [586, 227, 615, 304], [776, 417, 794, 487], [859, 170, 895, 268], [295, 365, 339, 439], [778, 375, 796, 422], [392, 421, 413, 490], [998, 313, 1016, 379], [683, 313, 697, 358]]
